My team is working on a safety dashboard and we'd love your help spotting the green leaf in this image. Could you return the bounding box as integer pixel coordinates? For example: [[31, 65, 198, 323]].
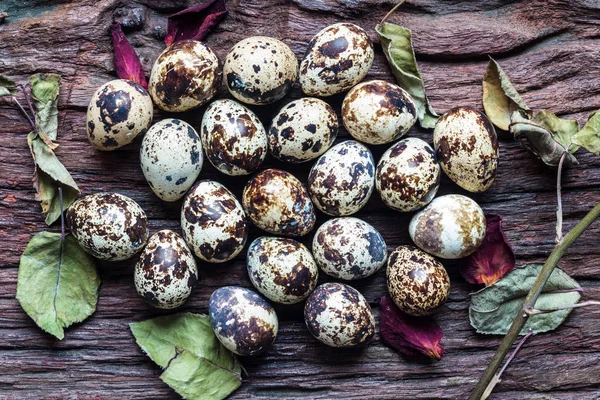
[[130, 313, 242, 400], [573, 110, 600, 155], [469, 263, 581, 335], [376, 22, 438, 129], [16, 232, 99, 340], [30, 73, 60, 145], [0, 74, 16, 96]]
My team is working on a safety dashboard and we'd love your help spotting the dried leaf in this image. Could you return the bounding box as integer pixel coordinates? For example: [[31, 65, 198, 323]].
[[376, 22, 438, 129], [111, 23, 147, 89], [573, 110, 600, 155], [29, 73, 60, 146], [0, 74, 16, 96], [165, 0, 228, 46]]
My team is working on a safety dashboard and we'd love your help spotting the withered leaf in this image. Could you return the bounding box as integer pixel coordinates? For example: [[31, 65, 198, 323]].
[[573, 110, 600, 155], [165, 0, 228, 46], [29, 73, 60, 147], [111, 23, 148, 89], [0, 74, 16, 96]]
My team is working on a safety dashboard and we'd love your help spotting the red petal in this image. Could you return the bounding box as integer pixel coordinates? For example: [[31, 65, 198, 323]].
[[380, 295, 444, 360], [165, 0, 228, 46], [460, 214, 515, 286], [110, 23, 148, 89]]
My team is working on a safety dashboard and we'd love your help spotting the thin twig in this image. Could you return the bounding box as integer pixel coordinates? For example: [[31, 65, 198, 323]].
[[555, 147, 571, 244], [18, 84, 37, 123], [11, 97, 36, 130], [379, 0, 407, 26], [525, 300, 600, 316]]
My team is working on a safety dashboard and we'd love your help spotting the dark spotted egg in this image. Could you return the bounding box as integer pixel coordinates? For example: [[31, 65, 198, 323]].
[[223, 36, 298, 105], [242, 169, 316, 237], [149, 40, 221, 112], [201, 99, 267, 176], [304, 282, 375, 348], [299, 23, 374, 97], [181, 180, 248, 263], [247, 237, 318, 304], [376, 138, 441, 212], [140, 118, 203, 202], [134, 230, 198, 309], [268, 98, 338, 163], [342, 80, 417, 144], [312, 217, 387, 280], [209, 286, 278, 356], [307, 140, 375, 216], [386, 246, 450, 316], [66, 193, 149, 261], [86, 79, 153, 150]]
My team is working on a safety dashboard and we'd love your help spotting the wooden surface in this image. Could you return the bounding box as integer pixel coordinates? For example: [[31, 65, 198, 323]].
[[2, 0, 600, 398]]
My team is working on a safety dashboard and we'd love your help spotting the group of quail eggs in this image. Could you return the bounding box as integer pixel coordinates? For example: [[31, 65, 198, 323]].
[[70, 21, 499, 356]]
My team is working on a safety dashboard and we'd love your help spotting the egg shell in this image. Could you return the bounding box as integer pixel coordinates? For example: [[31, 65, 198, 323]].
[[247, 237, 318, 304], [312, 217, 387, 280], [304, 282, 375, 348], [134, 230, 198, 309], [242, 169, 316, 237], [386, 245, 450, 316], [149, 40, 221, 112], [223, 36, 298, 105], [209, 286, 278, 356], [376, 137, 441, 212], [409, 194, 486, 259], [267, 98, 338, 163], [201, 99, 267, 176], [140, 119, 203, 202], [433, 106, 499, 192], [299, 23, 374, 97], [181, 180, 248, 263], [307, 140, 375, 216], [66, 193, 149, 261], [342, 80, 417, 145], [86, 79, 153, 150]]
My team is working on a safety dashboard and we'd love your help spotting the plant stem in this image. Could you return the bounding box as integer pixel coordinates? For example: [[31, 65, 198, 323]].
[[379, 0, 407, 26], [59, 187, 65, 240], [555, 148, 570, 244], [525, 300, 600, 316], [469, 202, 600, 400], [12, 97, 35, 130]]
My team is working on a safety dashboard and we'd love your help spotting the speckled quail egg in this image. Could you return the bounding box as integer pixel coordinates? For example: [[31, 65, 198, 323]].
[[134, 230, 198, 309], [140, 119, 202, 202], [223, 36, 298, 105], [209, 286, 278, 356], [181, 180, 248, 263], [247, 237, 318, 304], [304, 282, 375, 348], [267, 98, 338, 163], [201, 99, 267, 176], [86, 79, 153, 150], [386, 245, 450, 316], [307, 140, 375, 216], [242, 169, 315, 237], [66, 193, 148, 261], [409, 194, 486, 259], [433, 106, 499, 192], [342, 80, 417, 145], [376, 138, 441, 212], [149, 40, 221, 112], [299, 23, 374, 97]]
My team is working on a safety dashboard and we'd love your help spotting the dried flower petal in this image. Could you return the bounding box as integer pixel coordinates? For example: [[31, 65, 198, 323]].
[[165, 0, 228, 46], [380, 295, 444, 360], [110, 23, 147, 89], [461, 214, 515, 286]]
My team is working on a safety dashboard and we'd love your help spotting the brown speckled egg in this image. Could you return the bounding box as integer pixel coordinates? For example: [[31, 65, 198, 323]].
[[433, 106, 499, 192], [307, 140, 375, 216], [134, 230, 198, 309], [304, 282, 375, 348], [149, 40, 221, 112], [342, 80, 417, 144], [223, 36, 297, 105], [247, 237, 318, 304], [376, 138, 441, 212], [409, 194, 486, 259], [386, 245, 450, 316], [181, 180, 248, 263], [209, 286, 278, 356], [201, 99, 267, 176], [267, 98, 338, 163], [66, 193, 148, 261], [299, 23, 374, 97], [86, 79, 153, 150], [242, 169, 315, 237]]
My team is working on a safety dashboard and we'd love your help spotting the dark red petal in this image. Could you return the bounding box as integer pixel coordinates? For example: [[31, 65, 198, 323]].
[[461, 214, 515, 286], [380, 295, 444, 360], [165, 0, 228, 46], [110, 23, 147, 89]]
